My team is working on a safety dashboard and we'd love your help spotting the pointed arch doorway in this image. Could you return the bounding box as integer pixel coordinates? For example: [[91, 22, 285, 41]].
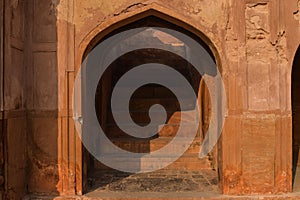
[[75, 12, 224, 197]]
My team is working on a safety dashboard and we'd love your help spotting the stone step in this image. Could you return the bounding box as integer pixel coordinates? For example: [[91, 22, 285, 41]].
[[107, 110, 197, 124], [107, 111, 180, 124], [116, 56, 190, 70], [111, 98, 196, 111], [94, 153, 211, 171], [111, 85, 194, 99], [30, 191, 300, 200], [153, 86, 195, 98], [99, 137, 202, 154], [157, 123, 199, 137], [105, 123, 198, 138], [112, 67, 192, 85]]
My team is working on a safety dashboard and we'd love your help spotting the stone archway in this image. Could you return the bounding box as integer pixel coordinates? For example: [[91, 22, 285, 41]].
[[78, 14, 223, 197], [53, 3, 235, 195], [292, 45, 300, 191]]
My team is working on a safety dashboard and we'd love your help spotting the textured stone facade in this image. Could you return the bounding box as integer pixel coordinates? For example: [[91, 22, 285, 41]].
[[0, 0, 300, 199]]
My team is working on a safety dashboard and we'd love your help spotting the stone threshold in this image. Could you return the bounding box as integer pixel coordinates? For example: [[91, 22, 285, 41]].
[[26, 192, 300, 200]]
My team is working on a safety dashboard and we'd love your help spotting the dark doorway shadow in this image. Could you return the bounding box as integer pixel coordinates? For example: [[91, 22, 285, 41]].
[[292, 45, 300, 190]]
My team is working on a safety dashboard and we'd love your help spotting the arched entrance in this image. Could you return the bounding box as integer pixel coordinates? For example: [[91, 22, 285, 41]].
[[292, 45, 300, 191], [76, 13, 224, 197]]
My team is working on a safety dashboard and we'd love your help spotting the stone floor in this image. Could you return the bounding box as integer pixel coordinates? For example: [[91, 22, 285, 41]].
[[88, 170, 219, 192], [29, 168, 300, 199], [85, 169, 220, 198], [29, 192, 300, 200]]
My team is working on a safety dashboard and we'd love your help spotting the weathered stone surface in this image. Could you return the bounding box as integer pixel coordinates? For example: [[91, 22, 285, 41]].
[[4, 47, 24, 110], [27, 116, 59, 194], [1, 0, 300, 198], [86, 169, 219, 194], [241, 115, 276, 194], [33, 52, 58, 110], [6, 117, 27, 199]]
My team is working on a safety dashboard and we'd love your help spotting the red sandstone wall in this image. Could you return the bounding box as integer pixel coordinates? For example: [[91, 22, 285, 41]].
[[0, 0, 59, 199], [64, 0, 299, 195], [25, 0, 59, 196], [1, 0, 27, 199], [0, 0, 299, 198]]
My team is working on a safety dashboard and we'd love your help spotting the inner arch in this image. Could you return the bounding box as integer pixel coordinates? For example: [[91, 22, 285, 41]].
[[81, 15, 220, 196]]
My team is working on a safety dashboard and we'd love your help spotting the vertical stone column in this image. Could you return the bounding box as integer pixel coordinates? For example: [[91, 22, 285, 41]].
[[220, 0, 292, 194], [26, 0, 60, 196], [243, 0, 291, 193], [221, 0, 292, 194], [56, 0, 80, 195], [243, 2, 276, 193], [2, 0, 27, 199], [220, 0, 244, 194]]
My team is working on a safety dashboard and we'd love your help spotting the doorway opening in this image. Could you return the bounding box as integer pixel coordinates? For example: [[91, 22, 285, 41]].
[[82, 15, 221, 197], [293, 45, 300, 191]]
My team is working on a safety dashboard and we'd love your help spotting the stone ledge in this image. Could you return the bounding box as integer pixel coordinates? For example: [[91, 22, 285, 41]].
[[25, 192, 300, 200]]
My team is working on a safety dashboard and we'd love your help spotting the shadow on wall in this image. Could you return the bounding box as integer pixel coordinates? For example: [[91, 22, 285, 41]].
[[292, 45, 300, 190]]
